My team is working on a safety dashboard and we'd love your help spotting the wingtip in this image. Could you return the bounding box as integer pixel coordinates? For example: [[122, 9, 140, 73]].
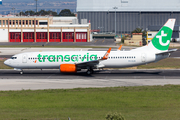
[[118, 45, 122, 51], [101, 47, 112, 60]]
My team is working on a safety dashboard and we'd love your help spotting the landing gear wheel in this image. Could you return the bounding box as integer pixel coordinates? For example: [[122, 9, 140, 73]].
[[87, 70, 91, 75], [20, 71, 23, 75], [86, 69, 94, 75]]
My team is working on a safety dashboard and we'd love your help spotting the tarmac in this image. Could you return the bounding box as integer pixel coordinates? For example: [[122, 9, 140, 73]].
[[0, 69, 180, 90]]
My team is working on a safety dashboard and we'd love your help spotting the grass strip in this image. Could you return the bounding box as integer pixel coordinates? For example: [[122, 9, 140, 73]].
[[0, 85, 180, 120]]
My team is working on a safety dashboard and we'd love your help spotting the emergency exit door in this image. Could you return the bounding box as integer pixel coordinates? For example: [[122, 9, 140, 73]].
[[22, 54, 27, 63]]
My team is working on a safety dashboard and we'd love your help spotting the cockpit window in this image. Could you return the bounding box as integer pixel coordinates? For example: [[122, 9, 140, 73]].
[[11, 57, 17, 59]]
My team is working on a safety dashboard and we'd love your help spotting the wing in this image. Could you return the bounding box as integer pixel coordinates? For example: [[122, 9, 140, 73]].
[[76, 48, 112, 69]]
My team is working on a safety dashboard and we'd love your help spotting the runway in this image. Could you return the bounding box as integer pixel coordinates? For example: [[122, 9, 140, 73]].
[[0, 69, 180, 91]]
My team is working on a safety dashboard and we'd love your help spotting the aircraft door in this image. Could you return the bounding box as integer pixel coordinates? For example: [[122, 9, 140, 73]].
[[22, 54, 27, 63], [141, 53, 146, 62]]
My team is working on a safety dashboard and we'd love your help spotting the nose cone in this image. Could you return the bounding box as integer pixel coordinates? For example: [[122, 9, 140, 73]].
[[4, 59, 10, 66]]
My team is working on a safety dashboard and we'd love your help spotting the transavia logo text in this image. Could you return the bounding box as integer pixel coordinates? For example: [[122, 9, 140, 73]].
[[37, 53, 98, 62]]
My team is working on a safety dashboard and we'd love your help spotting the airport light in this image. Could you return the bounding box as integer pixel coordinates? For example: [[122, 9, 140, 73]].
[[34, 0, 38, 13], [11, 7, 15, 16], [113, 6, 118, 36]]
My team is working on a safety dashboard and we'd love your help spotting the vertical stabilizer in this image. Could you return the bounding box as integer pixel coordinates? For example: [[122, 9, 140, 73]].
[[132, 19, 176, 53], [151, 19, 176, 52]]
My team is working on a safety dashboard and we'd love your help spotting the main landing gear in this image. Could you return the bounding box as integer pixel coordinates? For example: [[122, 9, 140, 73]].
[[86, 68, 94, 75], [20, 71, 23, 75]]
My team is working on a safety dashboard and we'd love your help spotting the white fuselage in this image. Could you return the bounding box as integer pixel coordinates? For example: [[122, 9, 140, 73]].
[[4, 50, 169, 69]]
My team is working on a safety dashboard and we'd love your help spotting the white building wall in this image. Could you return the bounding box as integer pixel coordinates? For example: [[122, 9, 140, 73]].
[[49, 29, 61, 32], [23, 29, 34, 32], [76, 29, 87, 32], [36, 29, 48, 32], [62, 29, 74, 32], [9, 29, 21, 32], [0, 29, 8, 42]]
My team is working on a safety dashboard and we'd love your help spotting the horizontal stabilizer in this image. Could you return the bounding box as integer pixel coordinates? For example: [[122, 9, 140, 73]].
[[156, 49, 177, 55]]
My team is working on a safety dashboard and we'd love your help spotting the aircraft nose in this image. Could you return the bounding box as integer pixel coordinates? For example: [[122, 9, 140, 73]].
[[4, 59, 10, 66]]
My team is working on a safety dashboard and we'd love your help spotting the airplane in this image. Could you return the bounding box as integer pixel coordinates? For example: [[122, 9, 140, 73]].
[[4, 19, 177, 75]]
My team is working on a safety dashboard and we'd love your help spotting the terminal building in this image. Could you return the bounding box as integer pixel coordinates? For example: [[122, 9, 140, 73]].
[[77, 0, 180, 34], [0, 16, 91, 42]]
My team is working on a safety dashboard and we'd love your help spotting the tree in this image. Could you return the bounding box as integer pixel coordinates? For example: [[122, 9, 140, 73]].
[[59, 9, 75, 16], [19, 11, 25, 16], [131, 28, 146, 37], [25, 10, 35, 16], [18, 10, 58, 16], [105, 112, 125, 120]]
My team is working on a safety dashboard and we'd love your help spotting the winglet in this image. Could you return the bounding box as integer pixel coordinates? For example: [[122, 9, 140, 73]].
[[101, 48, 111, 60], [117, 45, 122, 51]]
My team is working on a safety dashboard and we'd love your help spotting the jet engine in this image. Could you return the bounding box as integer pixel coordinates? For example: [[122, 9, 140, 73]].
[[60, 64, 77, 73]]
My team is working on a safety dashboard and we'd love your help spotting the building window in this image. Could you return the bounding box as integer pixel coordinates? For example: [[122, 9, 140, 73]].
[[148, 34, 152, 36], [19, 20, 21, 25], [63, 33, 74, 39], [39, 22, 47, 25]]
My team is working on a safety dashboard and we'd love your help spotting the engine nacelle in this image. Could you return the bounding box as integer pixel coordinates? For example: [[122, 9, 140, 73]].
[[60, 64, 77, 73]]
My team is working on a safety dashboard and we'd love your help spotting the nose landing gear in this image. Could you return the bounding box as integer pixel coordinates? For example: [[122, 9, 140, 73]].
[[20, 71, 23, 75], [14, 68, 23, 75]]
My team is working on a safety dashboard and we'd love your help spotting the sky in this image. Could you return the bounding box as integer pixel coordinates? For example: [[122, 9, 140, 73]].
[[0, 0, 77, 14]]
